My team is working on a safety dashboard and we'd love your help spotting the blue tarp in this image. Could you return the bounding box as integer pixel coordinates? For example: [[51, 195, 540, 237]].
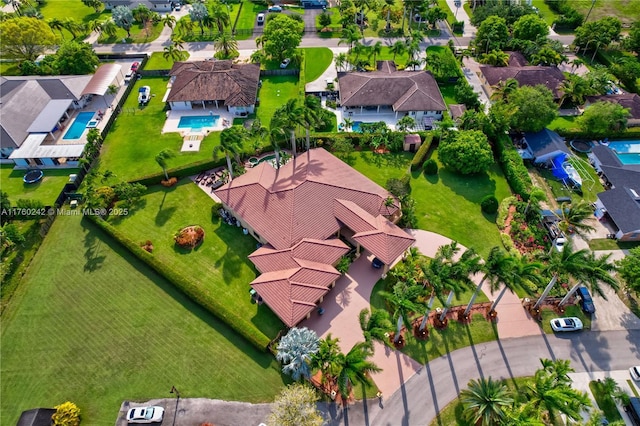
[[551, 153, 569, 181]]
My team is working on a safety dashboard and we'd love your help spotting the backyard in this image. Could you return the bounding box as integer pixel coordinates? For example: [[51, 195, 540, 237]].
[[0, 213, 286, 426], [349, 150, 512, 258], [0, 165, 79, 206], [107, 180, 285, 341], [572, 0, 640, 26], [256, 75, 300, 126], [143, 52, 191, 71], [234, 0, 264, 39]]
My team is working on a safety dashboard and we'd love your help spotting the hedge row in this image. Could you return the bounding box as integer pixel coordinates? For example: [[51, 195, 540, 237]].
[[494, 135, 532, 201], [410, 134, 434, 171], [87, 215, 272, 351], [496, 196, 517, 230]]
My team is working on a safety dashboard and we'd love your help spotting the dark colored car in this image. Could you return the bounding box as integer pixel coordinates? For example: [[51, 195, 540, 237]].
[[576, 286, 596, 314], [372, 257, 384, 269]]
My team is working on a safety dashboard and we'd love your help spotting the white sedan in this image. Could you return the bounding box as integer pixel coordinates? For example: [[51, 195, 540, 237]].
[[550, 317, 583, 332], [126, 406, 164, 423], [631, 366, 640, 381]]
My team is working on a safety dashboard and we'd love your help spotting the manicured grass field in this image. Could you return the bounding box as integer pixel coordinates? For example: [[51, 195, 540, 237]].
[[438, 83, 456, 105], [108, 181, 284, 340], [97, 76, 219, 181], [572, 0, 640, 26], [98, 22, 164, 44], [588, 238, 640, 251], [304, 47, 334, 83], [235, 0, 264, 36], [531, 0, 561, 27], [548, 116, 579, 132], [350, 151, 511, 257], [145, 51, 190, 70], [0, 165, 78, 205], [39, 0, 103, 22], [0, 213, 286, 426], [256, 75, 299, 127]]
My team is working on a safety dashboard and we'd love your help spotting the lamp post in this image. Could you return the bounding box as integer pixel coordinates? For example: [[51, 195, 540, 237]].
[[169, 386, 180, 426], [170, 385, 180, 400]]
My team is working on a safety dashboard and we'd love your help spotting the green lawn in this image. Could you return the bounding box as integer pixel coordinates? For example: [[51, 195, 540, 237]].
[[590, 380, 624, 422], [0, 213, 285, 426], [572, 0, 640, 26], [234, 0, 264, 39], [304, 47, 334, 83], [347, 46, 410, 71], [97, 22, 164, 44], [548, 116, 579, 132], [97, 76, 219, 181], [0, 61, 21, 76], [438, 83, 457, 105], [145, 51, 190, 71], [531, 0, 560, 27], [588, 238, 640, 251], [256, 75, 299, 127], [0, 165, 78, 205], [38, 0, 102, 22], [350, 151, 511, 257], [108, 181, 284, 340]]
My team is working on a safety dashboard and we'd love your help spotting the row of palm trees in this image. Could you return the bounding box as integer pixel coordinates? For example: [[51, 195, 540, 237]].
[[376, 237, 618, 343]]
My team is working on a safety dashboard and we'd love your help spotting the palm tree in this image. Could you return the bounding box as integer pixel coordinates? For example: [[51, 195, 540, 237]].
[[460, 377, 514, 426], [210, 2, 230, 34], [533, 240, 590, 310], [272, 99, 304, 157], [396, 115, 416, 131], [189, 2, 209, 36], [214, 125, 246, 180], [559, 73, 594, 107], [336, 342, 382, 401], [558, 251, 619, 307], [302, 95, 323, 151], [386, 41, 405, 64], [339, 24, 360, 53], [268, 125, 285, 169], [463, 247, 512, 316], [276, 327, 319, 381], [490, 78, 519, 102], [380, 281, 423, 343], [112, 5, 133, 38], [489, 256, 542, 312], [202, 14, 216, 37], [369, 41, 383, 65], [334, 53, 348, 72], [553, 200, 597, 238], [479, 50, 510, 67], [163, 44, 184, 63], [162, 13, 176, 30], [213, 31, 238, 59], [88, 19, 103, 37], [310, 333, 341, 384], [343, 117, 354, 132], [62, 17, 85, 39], [382, 0, 394, 32], [47, 18, 65, 39], [101, 20, 118, 39], [502, 405, 545, 426], [155, 149, 175, 181], [359, 308, 392, 347], [437, 247, 481, 322]]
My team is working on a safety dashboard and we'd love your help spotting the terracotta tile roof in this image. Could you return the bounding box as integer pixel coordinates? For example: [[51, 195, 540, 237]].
[[449, 104, 467, 120], [480, 65, 565, 98], [338, 61, 446, 112], [167, 60, 260, 106], [215, 148, 400, 250], [585, 94, 640, 119], [249, 238, 349, 273]]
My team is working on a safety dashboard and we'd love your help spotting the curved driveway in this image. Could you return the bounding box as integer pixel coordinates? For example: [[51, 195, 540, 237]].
[[323, 329, 640, 426]]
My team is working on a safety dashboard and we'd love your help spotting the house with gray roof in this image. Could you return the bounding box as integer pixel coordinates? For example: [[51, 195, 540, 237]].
[[585, 93, 640, 127], [480, 64, 565, 99], [337, 61, 446, 123], [520, 128, 570, 164], [167, 60, 260, 117], [590, 144, 640, 241]]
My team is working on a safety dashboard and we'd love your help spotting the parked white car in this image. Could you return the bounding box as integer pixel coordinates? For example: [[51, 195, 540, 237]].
[[550, 317, 583, 332], [630, 366, 640, 381], [280, 58, 291, 68], [257, 13, 265, 24], [138, 86, 151, 105], [126, 406, 164, 423]]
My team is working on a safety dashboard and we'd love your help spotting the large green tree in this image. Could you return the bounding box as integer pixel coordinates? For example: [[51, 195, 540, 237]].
[[616, 247, 640, 294], [267, 383, 323, 426], [0, 17, 58, 61], [512, 14, 548, 41], [474, 15, 509, 54], [54, 41, 99, 75], [574, 17, 622, 52], [507, 85, 557, 132], [461, 377, 514, 426], [578, 101, 629, 139], [214, 125, 246, 179], [112, 5, 133, 37], [438, 130, 494, 175], [260, 14, 303, 62], [626, 21, 640, 55]]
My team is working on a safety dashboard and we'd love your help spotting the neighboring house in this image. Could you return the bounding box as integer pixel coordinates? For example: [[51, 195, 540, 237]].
[[338, 61, 446, 123], [449, 104, 467, 122], [102, 0, 172, 12], [584, 93, 640, 127], [480, 64, 565, 99], [214, 148, 415, 327], [590, 144, 640, 241], [1, 65, 121, 168], [167, 60, 260, 117], [517, 128, 570, 164]]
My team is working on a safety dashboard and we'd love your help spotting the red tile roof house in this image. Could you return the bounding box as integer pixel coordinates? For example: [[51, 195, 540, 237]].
[[338, 61, 446, 124], [167, 60, 260, 117], [214, 148, 415, 327]]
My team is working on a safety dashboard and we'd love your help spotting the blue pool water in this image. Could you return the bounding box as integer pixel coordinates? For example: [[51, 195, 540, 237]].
[[63, 112, 95, 140], [178, 115, 219, 130], [352, 121, 363, 133], [608, 140, 640, 165]]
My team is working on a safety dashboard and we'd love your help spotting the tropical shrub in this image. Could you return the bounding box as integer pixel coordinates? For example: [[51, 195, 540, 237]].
[[481, 195, 499, 214], [439, 130, 493, 175], [422, 158, 438, 175], [52, 401, 80, 426]]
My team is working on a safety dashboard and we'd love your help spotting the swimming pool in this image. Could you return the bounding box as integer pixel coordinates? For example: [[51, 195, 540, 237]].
[[352, 121, 363, 132], [608, 140, 640, 165], [178, 115, 220, 131], [63, 112, 95, 140]]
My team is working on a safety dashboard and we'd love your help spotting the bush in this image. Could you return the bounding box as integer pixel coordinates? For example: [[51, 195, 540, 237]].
[[500, 232, 520, 258], [87, 216, 272, 350], [452, 20, 464, 33], [410, 134, 433, 171], [52, 401, 80, 426], [439, 130, 493, 175], [422, 158, 438, 175], [212, 202, 223, 221], [494, 135, 532, 200], [481, 195, 499, 214], [496, 196, 517, 229], [386, 173, 411, 197]]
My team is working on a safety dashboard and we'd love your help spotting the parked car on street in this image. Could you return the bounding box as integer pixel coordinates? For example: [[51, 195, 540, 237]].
[[280, 58, 291, 68], [130, 61, 140, 72], [550, 317, 583, 332], [630, 366, 640, 381], [124, 71, 134, 84], [126, 406, 164, 423], [576, 286, 596, 315], [268, 5, 282, 12], [138, 86, 151, 105]]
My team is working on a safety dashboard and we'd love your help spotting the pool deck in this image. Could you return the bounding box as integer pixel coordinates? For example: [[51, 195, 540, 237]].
[[162, 109, 234, 135]]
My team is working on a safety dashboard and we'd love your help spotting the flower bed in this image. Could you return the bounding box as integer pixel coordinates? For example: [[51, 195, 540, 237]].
[[174, 225, 205, 249]]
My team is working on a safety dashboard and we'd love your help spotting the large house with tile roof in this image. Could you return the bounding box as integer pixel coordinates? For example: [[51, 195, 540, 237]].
[[480, 64, 565, 99], [585, 94, 640, 127], [215, 148, 415, 327], [338, 61, 446, 122]]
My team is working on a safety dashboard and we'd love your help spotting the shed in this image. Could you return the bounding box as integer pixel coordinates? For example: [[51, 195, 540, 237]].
[[403, 134, 422, 152], [523, 128, 570, 164], [17, 408, 56, 426]]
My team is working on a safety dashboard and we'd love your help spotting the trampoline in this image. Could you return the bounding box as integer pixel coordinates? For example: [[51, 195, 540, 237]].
[[570, 140, 593, 153], [23, 169, 44, 184]]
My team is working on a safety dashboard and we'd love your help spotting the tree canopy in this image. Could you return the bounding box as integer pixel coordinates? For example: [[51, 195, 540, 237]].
[[475, 16, 509, 54], [267, 384, 323, 426], [577, 101, 630, 139], [512, 14, 549, 41], [626, 21, 640, 55], [574, 17, 622, 50], [616, 247, 640, 294], [506, 85, 557, 132], [438, 130, 494, 175], [54, 41, 99, 75], [260, 14, 303, 62], [0, 17, 58, 61]]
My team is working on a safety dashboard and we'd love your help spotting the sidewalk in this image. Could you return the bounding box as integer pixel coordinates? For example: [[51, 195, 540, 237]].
[[443, 0, 476, 37]]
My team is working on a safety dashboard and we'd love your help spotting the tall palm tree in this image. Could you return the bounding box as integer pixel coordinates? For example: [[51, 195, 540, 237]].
[[101, 20, 118, 39], [343, 117, 354, 132], [47, 18, 66, 39], [502, 405, 545, 426], [268, 124, 285, 169], [301, 95, 323, 151], [380, 281, 424, 343], [489, 256, 542, 312], [533, 240, 590, 310], [438, 247, 481, 322], [559, 73, 595, 107], [155, 149, 175, 181], [389, 40, 407, 62], [310, 333, 341, 384], [214, 125, 246, 180], [272, 99, 304, 157], [479, 50, 510, 67], [88, 19, 103, 36], [210, 2, 230, 34], [163, 43, 184, 63], [490, 78, 519, 102], [558, 251, 619, 306], [189, 2, 209, 36], [339, 24, 360, 53], [213, 31, 238, 59], [553, 200, 597, 238], [359, 308, 392, 347], [417, 242, 458, 331], [162, 13, 176, 30], [334, 53, 348, 72], [369, 41, 383, 65], [463, 247, 512, 316], [382, 0, 394, 32], [336, 342, 382, 401], [460, 377, 514, 426]]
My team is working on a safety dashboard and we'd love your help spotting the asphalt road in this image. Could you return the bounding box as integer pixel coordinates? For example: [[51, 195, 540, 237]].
[[322, 329, 640, 426]]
